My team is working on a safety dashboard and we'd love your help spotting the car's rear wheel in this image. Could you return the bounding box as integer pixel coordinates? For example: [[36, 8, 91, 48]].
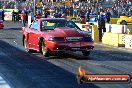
[[24, 38, 31, 52], [41, 40, 50, 57], [121, 20, 127, 25], [82, 51, 90, 56]]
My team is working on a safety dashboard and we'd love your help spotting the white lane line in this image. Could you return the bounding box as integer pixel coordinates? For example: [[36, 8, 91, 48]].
[[0, 76, 11, 88]]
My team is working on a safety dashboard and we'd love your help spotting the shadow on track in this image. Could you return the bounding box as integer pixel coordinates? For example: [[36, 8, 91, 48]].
[[0, 40, 100, 88], [4, 28, 22, 30], [4, 21, 23, 30], [0, 37, 16, 39], [90, 49, 132, 61], [30, 50, 91, 60]]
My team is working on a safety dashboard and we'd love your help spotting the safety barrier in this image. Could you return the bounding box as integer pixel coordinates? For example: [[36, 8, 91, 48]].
[[106, 24, 129, 34], [125, 35, 132, 49], [75, 23, 85, 31], [128, 25, 132, 35], [118, 34, 126, 47], [75, 23, 92, 32], [76, 23, 132, 49], [75, 23, 99, 42], [102, 32, 119, 46], [91, 25, 99, 42], [4, 12, 12, 20], [3, 9, 18, 21], [102, 32, 132, 49]]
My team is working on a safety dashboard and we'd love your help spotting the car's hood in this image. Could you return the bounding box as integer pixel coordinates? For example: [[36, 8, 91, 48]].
[[42, 27, 89, 38]]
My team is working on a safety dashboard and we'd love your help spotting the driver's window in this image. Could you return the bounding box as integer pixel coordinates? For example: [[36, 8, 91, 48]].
[[42, 21, 55, 30], [30, 21, 39, 31]]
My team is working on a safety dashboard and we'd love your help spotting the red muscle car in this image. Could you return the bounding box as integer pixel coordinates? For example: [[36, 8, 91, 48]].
[[22, 18, 94, 57], [0, 20, 4, 29]]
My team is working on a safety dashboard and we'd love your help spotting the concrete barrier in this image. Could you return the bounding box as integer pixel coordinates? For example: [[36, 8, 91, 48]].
[[125, 35, 132, 49], [102, 32, 132, 48], [76, 23, 99, 42], [118, 34, 126, 47], [128, 25, 132, 35], [102, 32, 119, 46], [106, 24, 129, 34], [91, 25, 99, 42], [75, 23, 92, 32], [4, 12, 12, 20]]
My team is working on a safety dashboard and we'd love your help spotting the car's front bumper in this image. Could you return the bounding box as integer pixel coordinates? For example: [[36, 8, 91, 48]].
[[47, 41, 94, 52], [52, 46, 94, 52]]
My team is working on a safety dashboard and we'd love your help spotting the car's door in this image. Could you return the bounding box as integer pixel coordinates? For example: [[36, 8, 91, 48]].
[[28, 21, 40, 50]]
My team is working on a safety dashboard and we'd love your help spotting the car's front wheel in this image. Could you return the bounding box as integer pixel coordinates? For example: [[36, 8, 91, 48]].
[[82, 51, 90, 56], [23, 38, 31, 52], [41, 40, 50, 57]]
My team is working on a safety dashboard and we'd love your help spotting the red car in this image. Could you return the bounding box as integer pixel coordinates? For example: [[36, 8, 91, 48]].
[[0, 20, 4, 29], [22, 18, 94, 57]]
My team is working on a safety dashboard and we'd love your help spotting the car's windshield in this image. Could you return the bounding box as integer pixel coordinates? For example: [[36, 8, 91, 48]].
[[42, 20, 81, 31]]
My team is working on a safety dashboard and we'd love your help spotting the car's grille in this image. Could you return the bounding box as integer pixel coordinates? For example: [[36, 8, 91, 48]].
[[83, 37, 93, 42], [66, 37, 82, 42], [54, 37, 65, 41]]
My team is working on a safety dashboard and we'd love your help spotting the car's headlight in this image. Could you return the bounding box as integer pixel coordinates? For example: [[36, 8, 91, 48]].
[[48, 37, 65, 41]]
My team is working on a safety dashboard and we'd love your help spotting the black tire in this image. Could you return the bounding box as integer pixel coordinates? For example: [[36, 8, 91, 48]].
[[23, 38, 31, 52], [121, 20, 127, 25], [56, 51, 65, 57], [82, 51, 90, 56], [41, 40, 50, 57]]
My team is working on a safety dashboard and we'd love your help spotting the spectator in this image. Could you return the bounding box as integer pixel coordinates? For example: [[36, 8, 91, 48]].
[[12, 10, 16, 22], [85, 11, 90, 22], [81, 17, 86, 24], [44, 11, 49, 18], [35, 11, 41, 19], [106, 9, 111, 23], [21, 11, 27, 27], [54, 11, 59, 18], [73, 8, 77, 17], [58, 12, 62, 18], [2, 9, 4, 21], [97, 12, 106, 41], [61, 13, 67, 19]]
